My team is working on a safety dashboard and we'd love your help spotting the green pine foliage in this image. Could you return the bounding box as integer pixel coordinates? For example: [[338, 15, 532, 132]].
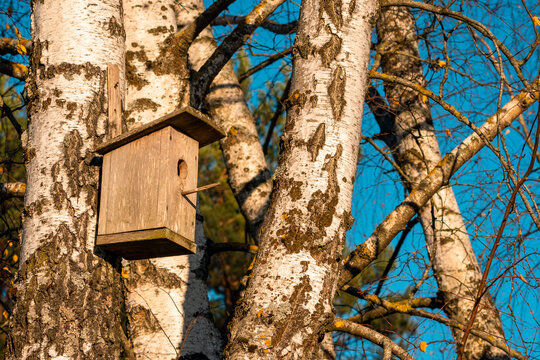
[[0, 74, 26, 358]]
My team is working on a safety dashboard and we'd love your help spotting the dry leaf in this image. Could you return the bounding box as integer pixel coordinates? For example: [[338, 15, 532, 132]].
[[419, 341, 428, 353]]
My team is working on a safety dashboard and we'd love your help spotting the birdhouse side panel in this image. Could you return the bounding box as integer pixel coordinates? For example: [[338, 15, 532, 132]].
[[159, 127, 198, 242], [97, 130, 164, 235]]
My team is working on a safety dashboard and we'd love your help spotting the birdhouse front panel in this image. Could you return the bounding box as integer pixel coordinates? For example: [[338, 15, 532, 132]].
[[97, 126, 198, 259]]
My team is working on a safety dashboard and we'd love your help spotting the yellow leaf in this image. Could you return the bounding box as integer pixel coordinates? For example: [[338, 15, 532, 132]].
[[5, 24, 9, 30], [534, 17, 540, 27], [257, 309, 266, 317], [438, 60, 446, 67], [14, 26, 21, 39], [282, 213, 288, 220], [419, 341, 428, 353], [12, 254, 18, 263], [518, 274, 528, 284], [265, 339, 271, 346], [2, 311, 8, 319], [418, 94, 428, 103], [16, 43, 27, 55], [229, 127, 238, 136], [3, 249, 8, 257], [8, 242, 12, 247], [334, 320, 345, 328], [445, 128, 452, 137], [121, 268, 129, 279]]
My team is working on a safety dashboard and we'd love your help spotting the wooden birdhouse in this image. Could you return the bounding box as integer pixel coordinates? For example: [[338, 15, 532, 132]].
[[95, 107, 224, 260]]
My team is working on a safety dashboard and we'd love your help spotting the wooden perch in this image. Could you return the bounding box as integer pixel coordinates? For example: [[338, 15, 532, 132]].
[[181, 182, 220, 196]]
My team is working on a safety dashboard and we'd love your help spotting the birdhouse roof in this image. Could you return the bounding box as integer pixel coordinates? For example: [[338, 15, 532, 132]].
[[95, 107, 225, 155]]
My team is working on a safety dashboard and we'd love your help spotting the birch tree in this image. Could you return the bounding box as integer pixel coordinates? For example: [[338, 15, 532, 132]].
[[224, 0, 379, 357], [121, 0, 221, 358], [8, 0, 128, 358], [372, 6, 508, 359]]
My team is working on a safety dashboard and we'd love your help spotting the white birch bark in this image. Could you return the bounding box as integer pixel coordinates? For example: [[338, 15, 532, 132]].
[[122, 1, 221, 358], [224, 0, 378, 358], [181, 1, 272, 237], [374, 8, 508, 359], [10, 0, 127, 358]]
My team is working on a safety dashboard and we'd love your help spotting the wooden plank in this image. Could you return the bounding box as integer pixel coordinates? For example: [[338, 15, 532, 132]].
[[95, 107, 225, 154], [96, 227, 197, 260], [107, 64, 122, 139], [164, 129, 198, 242], [99, 129, 163, 234], [97, 152, 112, 234]]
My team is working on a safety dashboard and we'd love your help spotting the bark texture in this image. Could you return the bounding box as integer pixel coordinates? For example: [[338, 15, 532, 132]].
[[224, 0, 378, 358], [123, 1, 221, 358], [10, 0, 127, 358], [182, 0, 272, 238], [374, 8, 508, 359]]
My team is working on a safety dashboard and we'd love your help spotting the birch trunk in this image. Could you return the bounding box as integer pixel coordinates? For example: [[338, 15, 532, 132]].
[[9, 0, 127, 358], [374, 7, 508, 359], [224, 0, 378, 358], [122, 1, 221, 358], [184, 1, 272, 238]]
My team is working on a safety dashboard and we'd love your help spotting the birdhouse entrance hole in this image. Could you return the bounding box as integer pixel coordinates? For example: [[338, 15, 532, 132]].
[[177, 159, 188, 179]]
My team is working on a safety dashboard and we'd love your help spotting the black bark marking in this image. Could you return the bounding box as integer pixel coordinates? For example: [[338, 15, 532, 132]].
[[328, 66, 346, 121], [307, 123, 326, 161], [318, 32, 342, 67], [125, 50, 149, 90], [320, 0, 343, 29]]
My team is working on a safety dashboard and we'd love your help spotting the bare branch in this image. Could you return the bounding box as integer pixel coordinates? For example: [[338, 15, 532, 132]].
[[208, 242, 258, 255], [0, 182, 26, 199], [238, 47, 292, 83], [381, 0, 528, 86], [0, 58, 27, 80], [212, 15, 297, 34], [1, 100, 23, 136], [340, 79, 539, 286], [354, 293, 527, 360], [458, 113, 540, 360], [190, 0, 286, 108], [329, 317, 415, 360]]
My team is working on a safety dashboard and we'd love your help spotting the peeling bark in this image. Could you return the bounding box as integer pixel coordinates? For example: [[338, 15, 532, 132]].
[[9, 0, 127, 358], [373, 7, 509, 359], [122, 1, 221, 358], [224, 0, 378, 358]]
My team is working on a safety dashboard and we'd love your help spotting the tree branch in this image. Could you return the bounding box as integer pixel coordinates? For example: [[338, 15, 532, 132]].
[[0, 58, 27, 80], [328, 317, 415, 360], [0, 182, 25, 199], [371, 70, 540, 230], [353, 293, 527, 360], [190, 0, 286, 108], [208, 242, 258, 255], [0, 38, 32, 56], [212, 15, 297, 34], [1, 101, 23, 136], [381, 0, 528, 86], [238, 47, 292, 83], [339, 79, 539, 286]]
